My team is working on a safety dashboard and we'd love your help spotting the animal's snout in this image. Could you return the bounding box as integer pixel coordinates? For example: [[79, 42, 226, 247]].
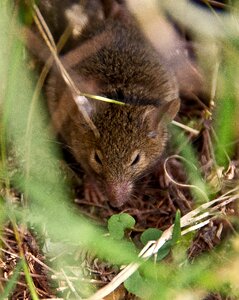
[[106, 181, 133, 207]]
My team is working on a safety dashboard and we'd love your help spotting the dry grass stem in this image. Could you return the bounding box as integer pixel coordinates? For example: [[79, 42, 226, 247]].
[[32, 4, 99, 138], [172, 120, 200, 136], [61, 268, 81, 299]]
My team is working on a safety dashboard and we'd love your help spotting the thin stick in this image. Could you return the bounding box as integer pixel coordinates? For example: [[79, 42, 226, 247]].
[[172, 120, 200, 136], [61, 268, 82, 299]]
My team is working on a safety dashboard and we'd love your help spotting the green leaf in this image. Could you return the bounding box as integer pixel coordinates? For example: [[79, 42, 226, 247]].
[[140, 228, 171, 261], [108, 213, 135, 240], [139, 213, 181, 261], [124, 270, 147, 298], [156, 240, 172, 261], [140, 228, 163, 245], [171, 210, 181, 245]]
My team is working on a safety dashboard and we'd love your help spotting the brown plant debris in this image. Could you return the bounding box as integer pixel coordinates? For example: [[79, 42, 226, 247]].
[[0, 222, 55, 299]]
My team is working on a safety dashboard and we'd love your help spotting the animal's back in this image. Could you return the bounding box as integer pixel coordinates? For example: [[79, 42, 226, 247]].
[[74, 13, 178, 106]]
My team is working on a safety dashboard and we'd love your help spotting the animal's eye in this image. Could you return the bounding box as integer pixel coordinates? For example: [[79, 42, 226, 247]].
[[90, 150, 103, 173], [94, 151, 103, 165], [131, 153, 140, 166]]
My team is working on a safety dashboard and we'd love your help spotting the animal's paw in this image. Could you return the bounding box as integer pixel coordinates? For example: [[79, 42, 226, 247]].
[[84, 177, 106, 205]]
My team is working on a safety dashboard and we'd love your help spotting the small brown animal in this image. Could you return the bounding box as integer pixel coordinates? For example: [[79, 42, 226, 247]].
[[37, 0, 180, 207]]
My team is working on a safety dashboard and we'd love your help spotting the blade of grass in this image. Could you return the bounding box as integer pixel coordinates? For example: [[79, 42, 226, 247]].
[[213, 59, 238, 166], [9, 216, 39, 300], [169, 126, 210, 202]]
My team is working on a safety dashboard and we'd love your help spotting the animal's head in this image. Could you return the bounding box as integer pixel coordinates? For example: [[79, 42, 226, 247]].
[[71, 98, 180, 207]]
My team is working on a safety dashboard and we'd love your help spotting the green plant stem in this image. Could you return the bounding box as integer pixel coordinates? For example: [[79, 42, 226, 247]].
[[12, 221, 39, 300]]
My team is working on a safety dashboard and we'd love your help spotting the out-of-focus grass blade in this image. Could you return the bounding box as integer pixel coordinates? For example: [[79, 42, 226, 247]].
[[214, 59, 238, 166], [171, 210, 181, 245], [170, 126, 209, 202]]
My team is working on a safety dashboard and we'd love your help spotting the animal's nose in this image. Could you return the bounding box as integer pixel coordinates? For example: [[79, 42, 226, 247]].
[[106, 181, 133, 207]]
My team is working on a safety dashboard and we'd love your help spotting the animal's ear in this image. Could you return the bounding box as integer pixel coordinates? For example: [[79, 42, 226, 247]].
[[100, 0, 125, 18], [158, 98, 180, 124], [143, 98, 180, 131]]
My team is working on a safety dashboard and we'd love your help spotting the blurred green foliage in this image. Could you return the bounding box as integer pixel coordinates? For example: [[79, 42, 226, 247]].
[[0, 1, 239, 299]]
